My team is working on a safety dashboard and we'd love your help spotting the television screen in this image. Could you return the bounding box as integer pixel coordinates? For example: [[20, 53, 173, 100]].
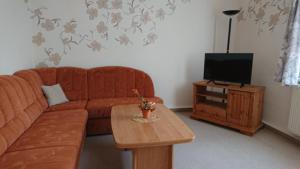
[[204, 53, 253, 84]]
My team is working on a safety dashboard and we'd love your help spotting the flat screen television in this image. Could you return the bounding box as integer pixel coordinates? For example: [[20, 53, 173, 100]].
[[204, 53, 253, 85]]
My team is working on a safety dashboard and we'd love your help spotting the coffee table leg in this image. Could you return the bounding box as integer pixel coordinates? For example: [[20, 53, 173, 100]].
[[132, 145, 173, 169]]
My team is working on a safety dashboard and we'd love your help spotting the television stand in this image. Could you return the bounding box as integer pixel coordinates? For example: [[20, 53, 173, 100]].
[[192, 80, 265, 135]]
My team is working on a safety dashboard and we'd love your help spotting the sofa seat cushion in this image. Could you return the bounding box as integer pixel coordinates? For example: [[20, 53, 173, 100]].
[[8, 109, 88, 152], [45, 100, 87, 112], [87, 97, 163, 119], [0, 146, 78, 169]]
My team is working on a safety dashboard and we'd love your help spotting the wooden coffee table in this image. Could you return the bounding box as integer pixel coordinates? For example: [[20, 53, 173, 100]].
[[111, 104, 195, 169]]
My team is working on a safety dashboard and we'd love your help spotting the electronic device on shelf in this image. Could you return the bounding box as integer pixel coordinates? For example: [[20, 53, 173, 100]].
[[204, 53, 253, 87]]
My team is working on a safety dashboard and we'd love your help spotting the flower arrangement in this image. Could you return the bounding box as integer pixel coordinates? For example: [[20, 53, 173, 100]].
[[132, 89, 156, 118]]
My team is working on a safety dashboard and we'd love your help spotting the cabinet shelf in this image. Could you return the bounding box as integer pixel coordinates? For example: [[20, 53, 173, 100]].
[[197, 91, 227, 99], [197, 100, 227, 110]]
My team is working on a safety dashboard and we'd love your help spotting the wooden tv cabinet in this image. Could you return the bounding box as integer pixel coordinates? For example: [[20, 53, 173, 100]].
[[192, 80, 265, 135]]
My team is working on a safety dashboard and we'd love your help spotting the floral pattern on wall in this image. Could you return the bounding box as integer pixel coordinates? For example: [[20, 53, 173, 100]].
[[24, 0, 191, 67], [238, 0, 291, 35]]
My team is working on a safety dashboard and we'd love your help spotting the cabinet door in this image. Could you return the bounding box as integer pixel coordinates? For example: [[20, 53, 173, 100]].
[[227, 90, 252, 126]]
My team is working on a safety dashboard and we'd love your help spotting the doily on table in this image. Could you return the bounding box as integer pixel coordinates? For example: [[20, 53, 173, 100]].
[[132, 113, 160, 123]]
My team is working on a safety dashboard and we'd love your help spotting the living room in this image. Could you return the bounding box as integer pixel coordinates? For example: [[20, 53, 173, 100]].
[[0, 0, 300, 169]]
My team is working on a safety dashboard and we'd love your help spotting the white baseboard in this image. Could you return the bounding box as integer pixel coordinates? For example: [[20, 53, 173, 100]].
[[263, 120, 300, 143]]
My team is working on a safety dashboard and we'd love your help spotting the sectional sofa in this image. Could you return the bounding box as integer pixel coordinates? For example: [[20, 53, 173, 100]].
[[0, 66, 162, 169]]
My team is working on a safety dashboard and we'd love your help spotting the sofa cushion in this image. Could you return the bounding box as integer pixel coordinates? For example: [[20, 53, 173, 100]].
[[87, 97, 163, 118], [14, 70, 48, 110], [8, 109, 87, 152], [57, 67, 88, 101], [88, 67, 155, 99], [0, 146, 78, 169], [46, 100, 87, 112], [0, 76, 44, 156], [34, 68, 57, 86]]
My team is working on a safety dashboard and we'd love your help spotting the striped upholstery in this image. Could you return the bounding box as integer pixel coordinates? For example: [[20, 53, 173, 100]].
[[87, 66, 155, 99], [0, 76, 44, 156], [13, 66, 161, 136], [0, 66, 161, 168]]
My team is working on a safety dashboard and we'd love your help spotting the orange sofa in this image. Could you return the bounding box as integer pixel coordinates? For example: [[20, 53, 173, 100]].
[[15, 66, 163, 135], [0, 66, 161, 169]]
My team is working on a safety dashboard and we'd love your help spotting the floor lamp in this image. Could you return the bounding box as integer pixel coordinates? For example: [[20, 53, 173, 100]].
[[223, 10, 240, 53]]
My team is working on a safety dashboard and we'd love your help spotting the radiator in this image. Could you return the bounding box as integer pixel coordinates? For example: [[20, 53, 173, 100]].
[[288, 87, 300, 136]]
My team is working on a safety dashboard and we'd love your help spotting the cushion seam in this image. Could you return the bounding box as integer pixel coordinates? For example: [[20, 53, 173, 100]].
[[6, 144, 80, 154]]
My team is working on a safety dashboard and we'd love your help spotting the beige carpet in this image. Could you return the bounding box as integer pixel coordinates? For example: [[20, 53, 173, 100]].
[[79, 112, 300, 169]]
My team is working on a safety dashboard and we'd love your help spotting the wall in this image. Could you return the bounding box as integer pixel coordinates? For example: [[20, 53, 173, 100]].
[[27, 0, 240, 108], [0, 1, 34, 74], [235, 0, 294, 136]]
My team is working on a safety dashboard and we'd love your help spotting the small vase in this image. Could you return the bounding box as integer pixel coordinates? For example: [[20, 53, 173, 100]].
[[142, 110, 151, 119]]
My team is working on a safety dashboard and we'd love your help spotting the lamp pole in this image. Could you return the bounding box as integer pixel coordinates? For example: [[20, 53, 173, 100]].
[[223, 10, 240, 54], [227, 17, 232, 53]]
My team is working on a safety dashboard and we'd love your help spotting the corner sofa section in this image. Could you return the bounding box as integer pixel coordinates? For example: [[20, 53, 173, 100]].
[[0, 75, 87, 169]]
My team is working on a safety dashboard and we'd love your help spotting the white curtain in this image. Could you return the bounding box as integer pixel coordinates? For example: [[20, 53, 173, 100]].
[[275, 0, 300, 86]]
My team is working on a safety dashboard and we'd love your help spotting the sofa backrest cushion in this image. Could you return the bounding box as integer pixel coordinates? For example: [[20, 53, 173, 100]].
[[0, 76, 43, 156], [34, 68, 57, 86], [56, 67, 88, 101], [14, 70, 48, 110], [88, 66, 155, 99], [33, 67, 88, 101]]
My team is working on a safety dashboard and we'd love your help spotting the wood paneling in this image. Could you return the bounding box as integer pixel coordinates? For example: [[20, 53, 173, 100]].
[[227, 91, 251, 126]]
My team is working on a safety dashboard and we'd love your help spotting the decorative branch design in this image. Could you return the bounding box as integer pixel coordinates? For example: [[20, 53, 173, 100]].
[[238, 0, 291, 35], [166, 0, 177, 14], [44, 48, 62, 66], [115, 34, 132, 46], [32, 32, 45, 46], [60, 32, 89, 54], [29, 7, 46, 25], [25, 0, 192, 67], [29, 7, 61, 31]]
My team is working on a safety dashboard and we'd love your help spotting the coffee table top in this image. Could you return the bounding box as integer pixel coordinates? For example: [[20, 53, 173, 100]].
[[111, 104, 195, 149]]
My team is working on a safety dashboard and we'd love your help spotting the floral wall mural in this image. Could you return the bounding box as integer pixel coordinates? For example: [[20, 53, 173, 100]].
[[24, 0, 191, 67], [237, 0, 290, 35]]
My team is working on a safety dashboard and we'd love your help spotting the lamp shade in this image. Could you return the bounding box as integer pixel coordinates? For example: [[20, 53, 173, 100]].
[[223, 10, 241, 16]]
